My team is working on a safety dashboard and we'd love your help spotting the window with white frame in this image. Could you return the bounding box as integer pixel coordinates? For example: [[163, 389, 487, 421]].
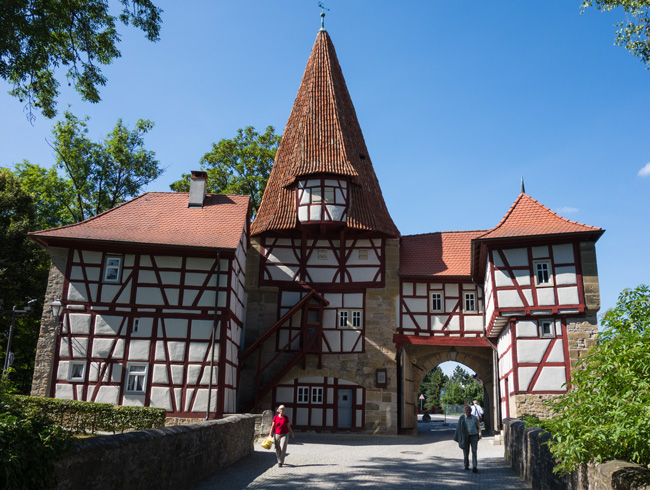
[[464, 293, 477, 312], [311, 387, 323, 404], [125, 363, 148, 393], [539, 320, 555, 338], [68, 361, 86, 382], [534, 260, 553, 286], [338, 309, 362, 329], [103, 255, 123, 283], [297, 386, 309, 403], [430, 292, 443, 312]]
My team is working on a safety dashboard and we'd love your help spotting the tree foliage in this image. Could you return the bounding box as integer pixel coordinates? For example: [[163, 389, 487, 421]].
[[419, 367, 448, 409], [441, 366, 483, 405], [583, 0, 650, 69], [15, 111, 162, 224], [1, 0, 162, 120], [544, 285, 650, 474], [170, 126, 281, 216], [0, 170, 49, 393]]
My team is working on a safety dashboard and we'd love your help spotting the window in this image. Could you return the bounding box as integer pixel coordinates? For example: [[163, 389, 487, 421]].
[[126, 363, 147, 393], [103, 255, 122, 283], [339, 310, 349, 328], [133, 319, 140, 333], [534, 260, 553, 286], [540, 320, 555, 338], [311, 387, 323, 404], [324, 187, 335, 203], [311, 187, 322, 203], [297, 386, 309, 403], [339, 310, 363, 329], [358, 249, 369, 260], [68, 361, 86, 382], [430, 292, 443, 312], [318, 249, 328, 260], [464, 293, 477, 312], [352, 311, 362, 328]]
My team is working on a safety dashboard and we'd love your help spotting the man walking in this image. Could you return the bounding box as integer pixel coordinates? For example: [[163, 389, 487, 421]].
[[453, 405, 481, 473]]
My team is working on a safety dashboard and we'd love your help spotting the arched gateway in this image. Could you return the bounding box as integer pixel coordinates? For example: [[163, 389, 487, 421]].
[[29, 19, 602, 433]]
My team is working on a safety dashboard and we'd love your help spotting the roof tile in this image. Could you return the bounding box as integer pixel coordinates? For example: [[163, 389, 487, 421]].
[[400, 231, 486, 276]]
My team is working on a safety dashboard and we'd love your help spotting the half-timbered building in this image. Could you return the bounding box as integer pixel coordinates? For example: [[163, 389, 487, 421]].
[[30, 23, 603, 434]]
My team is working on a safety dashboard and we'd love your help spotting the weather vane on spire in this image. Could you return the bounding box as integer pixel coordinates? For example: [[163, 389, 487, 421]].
[[318, 1, 329, 30]]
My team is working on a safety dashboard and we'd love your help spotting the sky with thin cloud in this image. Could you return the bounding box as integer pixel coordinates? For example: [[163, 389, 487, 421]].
[[1, 1, 649, 342]]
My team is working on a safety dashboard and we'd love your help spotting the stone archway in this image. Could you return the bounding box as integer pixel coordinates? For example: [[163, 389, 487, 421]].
[[399, 344, 495, 434]]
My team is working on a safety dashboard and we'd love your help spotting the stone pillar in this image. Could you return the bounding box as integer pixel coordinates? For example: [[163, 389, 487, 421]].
[[31, 247, 68, 397]]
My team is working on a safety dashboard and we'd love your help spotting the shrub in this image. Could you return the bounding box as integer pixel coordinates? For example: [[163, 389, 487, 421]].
[[544, 285, 650, 475]]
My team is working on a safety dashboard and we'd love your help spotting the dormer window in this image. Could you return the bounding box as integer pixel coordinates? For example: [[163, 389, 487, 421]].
[[297, 178, 349, 223]]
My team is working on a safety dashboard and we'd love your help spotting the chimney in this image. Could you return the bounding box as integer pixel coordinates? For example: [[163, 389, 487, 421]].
[[188, 170, 208, 208]]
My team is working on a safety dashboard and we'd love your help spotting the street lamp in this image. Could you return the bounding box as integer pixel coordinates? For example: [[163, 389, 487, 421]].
[[2, 299, 38, 379], [50, 298, 64, 335]]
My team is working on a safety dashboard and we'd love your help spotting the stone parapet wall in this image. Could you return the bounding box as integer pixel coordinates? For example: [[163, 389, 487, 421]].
[[504, 418, 650, 489], [31, 246, 68, 398], [53, 414, 255, 490], [566, 316, 598, 369]]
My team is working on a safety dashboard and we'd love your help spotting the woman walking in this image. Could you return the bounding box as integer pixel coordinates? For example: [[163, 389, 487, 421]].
[[269, 405, 294, 467]]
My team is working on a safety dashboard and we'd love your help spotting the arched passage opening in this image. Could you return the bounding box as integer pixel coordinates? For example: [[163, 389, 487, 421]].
[[398, 344, 496, 434]]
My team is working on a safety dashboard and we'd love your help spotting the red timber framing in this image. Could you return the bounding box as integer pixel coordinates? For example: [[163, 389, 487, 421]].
[[241, 289, 329, 412], [296, 176, 350, 223], [259, 231, 386, 290], [507, 317, 572, 395], [482, 240, 587, 337], [398, 279, 484, 339], [276, 290, 365, 354], [51, 242, 245, 419], [393, 334, 494, 349], [272, 377, 365, 432]]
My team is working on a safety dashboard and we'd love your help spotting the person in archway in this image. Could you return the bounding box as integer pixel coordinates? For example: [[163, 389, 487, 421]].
[[269, 405, 295, 467], [471, 399, 484, 435], [453, 405, 481, 473]]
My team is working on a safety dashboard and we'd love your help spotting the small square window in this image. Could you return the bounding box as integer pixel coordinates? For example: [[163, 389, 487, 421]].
[[126, 363, 147, 393], [339, 310, 362, 329], [68, 361, 86, 382], [311, 387, 323, 404], [358, 249, 369, 260], [534, 260, 553, 286], [464, 293, 477, 312], [318, 249, 328, 260], [297, 386, 309, 403], [430, 292, 443, 312], [103, 255, 122, 283], [540, 320, 555, 338]]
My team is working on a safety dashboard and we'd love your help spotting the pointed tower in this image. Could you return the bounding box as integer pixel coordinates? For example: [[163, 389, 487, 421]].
[[242, 27, 402, 434], [251, 29, 399, 237]]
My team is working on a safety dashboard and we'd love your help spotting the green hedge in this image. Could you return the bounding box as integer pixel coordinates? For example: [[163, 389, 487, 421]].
[[12, 396, 167, 434]]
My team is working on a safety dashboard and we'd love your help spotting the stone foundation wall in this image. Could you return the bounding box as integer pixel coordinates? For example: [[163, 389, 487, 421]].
[[31, 247, 68, 398], [504, 418, 650, 489], [53, 414, 255, 490], [510, 393, 556, 420]]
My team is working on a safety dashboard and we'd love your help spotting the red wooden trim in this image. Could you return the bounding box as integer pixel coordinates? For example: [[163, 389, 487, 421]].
[[392, 334, 493, 348]]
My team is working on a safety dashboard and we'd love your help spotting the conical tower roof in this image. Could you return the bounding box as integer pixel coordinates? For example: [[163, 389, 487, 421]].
[[251, 29, 399, 237]]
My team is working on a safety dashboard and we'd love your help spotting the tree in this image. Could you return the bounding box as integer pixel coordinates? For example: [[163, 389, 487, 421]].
[[543, 285, 650, 474], [170, 126, 281, 216], [0, 170, 50, 393], [15, 111, 163, 223], [1, 0, 162, 120], [419, 367, 448, 409], [583, 0, 650, 69], [441, 365, 484, 406]]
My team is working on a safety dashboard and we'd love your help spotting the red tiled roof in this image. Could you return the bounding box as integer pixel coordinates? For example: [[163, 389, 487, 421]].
[[251, 29, 399, 237], [477, 193, 602, 240], [29, 193, 250, 250], [400, 231, 486, 277]]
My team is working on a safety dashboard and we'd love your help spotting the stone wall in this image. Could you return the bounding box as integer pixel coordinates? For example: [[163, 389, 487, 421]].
[[31, 246, 68, 398], [504, 418, 650, 490], [53, 414, 255, 490]]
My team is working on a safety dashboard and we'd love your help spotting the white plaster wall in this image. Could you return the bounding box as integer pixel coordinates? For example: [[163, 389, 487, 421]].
[[552, 244, 574, 263], [534, 366, 566, 391], [497, 290, 525, 308], [503, 248, 528, 267], [517, 339, 551, 364]]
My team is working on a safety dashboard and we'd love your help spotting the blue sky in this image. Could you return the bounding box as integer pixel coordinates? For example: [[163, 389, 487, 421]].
[[1, 1, 648, 376]]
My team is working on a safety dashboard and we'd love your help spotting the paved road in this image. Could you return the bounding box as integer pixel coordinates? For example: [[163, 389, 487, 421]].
[[189, 418, 530, 489]]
